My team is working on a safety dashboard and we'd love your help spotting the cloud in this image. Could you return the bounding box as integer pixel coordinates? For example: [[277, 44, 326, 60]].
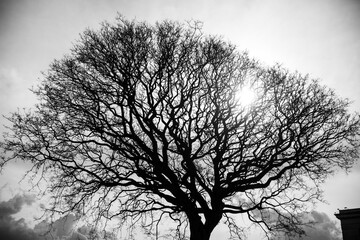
[[37, 214, 77, 236], [69, 231, 88, 240], [0, 68, 23, 100], [300, 211, 341, 240], [0, 193, 90, 240], [76, 224, 117, 240], [0, 193, 38, 240], [269, 210, 342, 240], [0, 67, 37, 118], [0, 67, 28, 122], [0, 192, 118, 240], [34, 213, 97, 240], [0, 192, 35, 215]]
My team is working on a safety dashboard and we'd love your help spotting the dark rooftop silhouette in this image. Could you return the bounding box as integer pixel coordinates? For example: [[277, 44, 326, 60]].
[[335, 208, 360, 240]]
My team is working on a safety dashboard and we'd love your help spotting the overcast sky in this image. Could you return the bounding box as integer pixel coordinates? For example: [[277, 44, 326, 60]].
[[0, 0, 359, 239]]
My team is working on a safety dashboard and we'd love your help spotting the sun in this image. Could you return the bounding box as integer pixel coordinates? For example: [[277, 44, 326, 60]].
[[235, 84, 257, 107]]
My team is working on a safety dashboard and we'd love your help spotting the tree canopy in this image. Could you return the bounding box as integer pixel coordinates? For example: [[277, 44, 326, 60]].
[[1, 16, 359, 240]]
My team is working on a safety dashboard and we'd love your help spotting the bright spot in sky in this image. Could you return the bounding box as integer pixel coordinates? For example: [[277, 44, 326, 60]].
[[235, 84, 257, 106]]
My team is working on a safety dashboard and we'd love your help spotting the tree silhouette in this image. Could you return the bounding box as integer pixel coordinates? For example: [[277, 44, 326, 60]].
[[1, 16, 359, 240]]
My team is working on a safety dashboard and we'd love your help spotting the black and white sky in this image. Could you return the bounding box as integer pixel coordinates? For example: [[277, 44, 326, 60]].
[[0, 0, 359, 239]]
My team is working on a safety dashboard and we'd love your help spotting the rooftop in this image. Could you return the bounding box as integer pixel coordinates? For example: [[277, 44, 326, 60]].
[[335, 208, 360, 220]]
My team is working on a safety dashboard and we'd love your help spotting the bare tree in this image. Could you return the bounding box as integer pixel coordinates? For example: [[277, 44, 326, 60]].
[[1, 16, 359, 240]]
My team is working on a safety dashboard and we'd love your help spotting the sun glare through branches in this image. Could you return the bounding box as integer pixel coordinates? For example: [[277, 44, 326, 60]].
[[235, 83, 257, 107]]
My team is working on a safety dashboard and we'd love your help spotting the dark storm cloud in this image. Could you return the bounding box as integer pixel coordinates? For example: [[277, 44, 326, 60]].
[[0, 193, 38, 240], [0, 194, 89, 240], [0, 192, 35, 215]]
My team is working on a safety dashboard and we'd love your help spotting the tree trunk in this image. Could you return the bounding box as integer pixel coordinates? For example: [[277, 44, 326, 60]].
[[188, 211, 222, 240], [189, 218, 212, 240]]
